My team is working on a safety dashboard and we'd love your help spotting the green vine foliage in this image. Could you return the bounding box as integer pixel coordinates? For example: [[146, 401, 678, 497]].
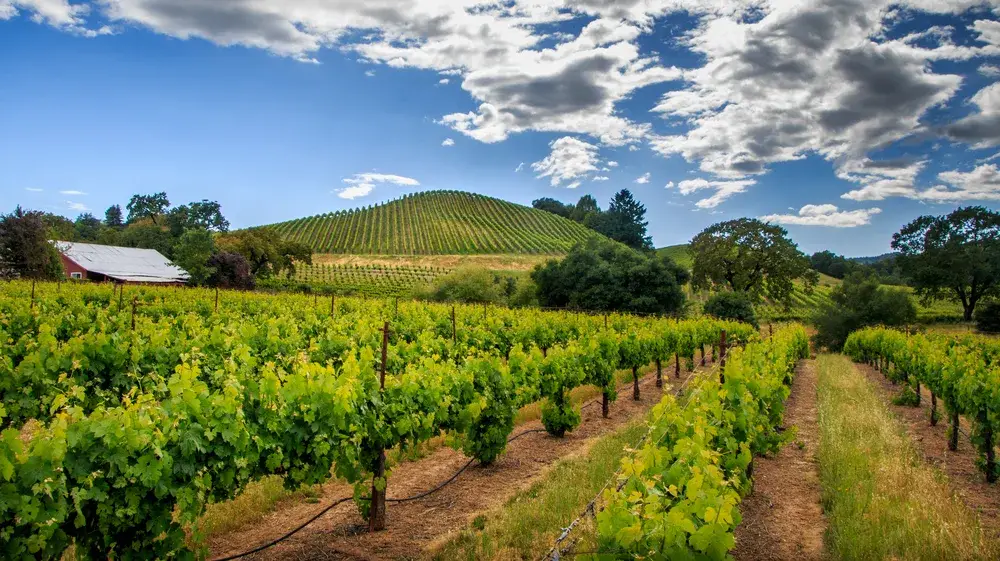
[[0, 279, 758, 559]]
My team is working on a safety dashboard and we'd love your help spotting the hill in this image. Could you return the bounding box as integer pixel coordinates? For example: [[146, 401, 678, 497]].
[[657, 244, 693, 269], [267, 190, 601, 254]]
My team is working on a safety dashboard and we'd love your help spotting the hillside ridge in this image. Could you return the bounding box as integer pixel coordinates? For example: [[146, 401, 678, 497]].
[[266, 190, 602, 255]]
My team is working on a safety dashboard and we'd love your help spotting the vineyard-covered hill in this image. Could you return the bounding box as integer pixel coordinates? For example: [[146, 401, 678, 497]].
[[266, 190, 601, 254]]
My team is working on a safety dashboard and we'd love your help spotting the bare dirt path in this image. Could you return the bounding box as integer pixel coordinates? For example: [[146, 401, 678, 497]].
[[733, 359, 826, 561], [207, 361, 715, 561], [858, 363, 1000, 540]]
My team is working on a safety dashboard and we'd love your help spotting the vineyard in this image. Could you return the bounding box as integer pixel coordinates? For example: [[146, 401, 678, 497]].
[[265, 191, 600, 254], [279, 263, 449, 297], [0, 279, 801, 559]]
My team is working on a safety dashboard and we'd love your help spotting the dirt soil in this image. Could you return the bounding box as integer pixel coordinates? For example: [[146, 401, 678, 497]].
[[207, 362, 714, 561], [733, 359, 826, 561], [858, 363, 1000, 540]]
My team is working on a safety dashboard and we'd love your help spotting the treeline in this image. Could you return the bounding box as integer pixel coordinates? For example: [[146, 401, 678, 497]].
[[809, 250, 905, 285], [0, 192, 312, 288], [532, 189, 652, 250]]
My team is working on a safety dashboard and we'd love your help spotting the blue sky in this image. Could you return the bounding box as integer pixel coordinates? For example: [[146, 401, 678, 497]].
[[2, 1, 999, 256]]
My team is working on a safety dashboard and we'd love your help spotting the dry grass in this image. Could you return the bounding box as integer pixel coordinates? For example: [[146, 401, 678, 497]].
[[817, 354, 996, 560]]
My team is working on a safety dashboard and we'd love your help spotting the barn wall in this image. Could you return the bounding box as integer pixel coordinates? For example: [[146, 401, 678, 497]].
[[60, 255, 88, 280]]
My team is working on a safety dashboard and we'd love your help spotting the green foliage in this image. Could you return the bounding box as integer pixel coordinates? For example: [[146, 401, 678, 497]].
[[0, 207, 64, 280], [104, 205, 124, 229], [116, 221, 175, 257], [126, 192, 170, 225], [72, 213, 103, 242], [891, 385, 921, 407], [541, 391, 581, 437], [270, 191, 599, 254], [588, 189, 653, 250], [531, 197, 573, 219], [172, 229, 217, 285], [975, 301, 1000, 333], [217, 228, 313, 279], [703, 291, 758, 328], [892, 206, 1000, 321], [595, 325, 808, 559], [691, 218, 815, 305], [206, 251, 255, 289], [166, 200, 230, 234], [532, 238, 687, 314], [812, 274, 916, 351], [416, 266, 506, 304]]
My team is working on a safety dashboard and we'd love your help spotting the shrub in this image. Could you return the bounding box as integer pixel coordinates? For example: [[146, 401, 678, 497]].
[[812, 273, 916, 351], [975, 302, 1000, 333], [703, 291, 758, 328]]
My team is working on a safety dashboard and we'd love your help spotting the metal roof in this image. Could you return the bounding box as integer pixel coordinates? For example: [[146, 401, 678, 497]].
[[55, 241, 190, 283]]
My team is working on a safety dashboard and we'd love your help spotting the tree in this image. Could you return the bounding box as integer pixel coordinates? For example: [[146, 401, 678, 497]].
[[105, 205, 124, 229], [416, 267, 506, 304], [215, 228, 312, 279], [812, 273, 916, 350], [570, 195, 600, 223], [73, 213, 103, 242], [589, 189, 652, 250], [166, 200, 229, 236], [809, 250, 856, 279], [891, 206, 1000, 321], [691, 218, 815, 305], [532, 197, 573, 219], [703, 291, 758, 328], [532, 238, 686, 314], [126, 192, 170, 225], [206, 252, 255, 290], [171, 229, 216, 285], [41, 213, 75, 241], [0, 207, 64, 280], [117, 222, 175, 257]]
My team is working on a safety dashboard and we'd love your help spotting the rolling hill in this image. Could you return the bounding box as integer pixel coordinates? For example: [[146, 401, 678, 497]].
[[267, 190, 601, 255]]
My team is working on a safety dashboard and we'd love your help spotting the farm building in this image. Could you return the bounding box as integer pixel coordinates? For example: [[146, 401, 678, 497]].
[[54, 241, 190, 285]]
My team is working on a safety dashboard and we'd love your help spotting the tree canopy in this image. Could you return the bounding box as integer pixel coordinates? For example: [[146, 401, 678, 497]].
[[891, 206, 1000, 320], [532, 237, 687, 314], [126, 192, 170, 224], [0, 207, 64, 280], [690, 218, 815, 305], [812, 273, 916, 350]]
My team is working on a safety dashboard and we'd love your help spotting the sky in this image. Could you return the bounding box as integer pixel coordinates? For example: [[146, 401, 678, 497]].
[[2, 1, 1000, 257]]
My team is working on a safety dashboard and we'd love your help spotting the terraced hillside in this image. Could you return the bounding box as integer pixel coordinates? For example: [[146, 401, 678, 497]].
[[268, 190, 600, 254]]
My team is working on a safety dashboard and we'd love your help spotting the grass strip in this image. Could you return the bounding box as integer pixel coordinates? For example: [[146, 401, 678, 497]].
[[817, 354, 995, 560]]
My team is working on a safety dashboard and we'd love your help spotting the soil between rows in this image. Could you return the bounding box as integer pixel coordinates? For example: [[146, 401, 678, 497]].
[[733, 359, 826, 561], [207, 360, 715, 560], [858, 363, 1000, 541]]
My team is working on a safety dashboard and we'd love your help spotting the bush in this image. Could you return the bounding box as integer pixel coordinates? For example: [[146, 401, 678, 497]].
[[703, 291, 758, 328], [976, 302, 1000, 333], [812, 273, 916, 351], [541, 391, 581, 437]]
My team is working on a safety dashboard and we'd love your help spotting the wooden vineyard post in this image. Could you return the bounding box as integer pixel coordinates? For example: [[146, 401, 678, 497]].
[[118, 284, 124, 312], [930, 392, 938, 426], [215, 286, 219, 313], [719, 330, 727, 384], [131, 297, 138, 331], [655, 358, 662, 388], [949, 410, 960, 451], [768, 323, 773, 337], [451, 306, 457, 344], [632, 366, 640, 401], [604, 314, 608, 329], [700, 344, 706, 367], [331, 294, 336, 316], [314, 293, 318, 307], [674, 353, 680, 379], [370, 321, 390, 532], [29, 278, 36, 310]]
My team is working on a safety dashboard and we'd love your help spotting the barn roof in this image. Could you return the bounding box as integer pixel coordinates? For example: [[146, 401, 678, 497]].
[[55, 241, 190, 283]]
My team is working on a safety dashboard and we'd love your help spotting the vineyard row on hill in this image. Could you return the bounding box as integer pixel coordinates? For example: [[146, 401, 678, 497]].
[[0, 280, 754, 559], [268, 191, 598, 254]]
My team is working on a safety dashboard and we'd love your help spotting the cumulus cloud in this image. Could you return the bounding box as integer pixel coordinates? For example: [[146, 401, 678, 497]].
[[761, 204, 882, 227], [981, 64, 1000, 77], [66, 201, 90, 212], [635, 172, 650, 184], [672, 177, 756, 208], [1, 0, 110, 36], [441, 138, 455, 146], [336, 172, 420, 200], [944, 82, 1000, 148], [59, 189, 87, 195], [439, 78, 449, 85], [593, 175, 610, 181], [607, 161, 619, 167], [531, 136, 600, 186], [918, 164, 1000, 201], [839, 158, 927, 201]]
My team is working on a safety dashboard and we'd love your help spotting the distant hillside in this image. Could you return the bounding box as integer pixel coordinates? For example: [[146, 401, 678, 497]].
[[267, 190, 602, 255], [849, 252, 898, 265], [657, 244, 693, 269]]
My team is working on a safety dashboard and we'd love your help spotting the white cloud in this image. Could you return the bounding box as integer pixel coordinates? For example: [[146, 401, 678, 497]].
[[336, 172, 420, 200], [24, 187, 43, 192], [1, 0, 106, 35], [441, 138, 455, 146], [364, 69, 376, 77], [672, 178, 756, 208], [761, 204, 882, 227], [59, 189, 87, 195], [515, 162, 524, 172], [628, 145, 639, 152], [593, 175, 610, 181], [531, 136, 600, 186], [944, 82, 1000, 148], [607, 161, 619, 167], [634, 172, 650, 184], [439, 78, 450, 85], [66, 201, 90, 212], [918, 164, 1000, 201], [840, 158, 927, 201], [664, 181, 675, 188], [980, 64, 1000, 78], [566, 181, 582, 189]]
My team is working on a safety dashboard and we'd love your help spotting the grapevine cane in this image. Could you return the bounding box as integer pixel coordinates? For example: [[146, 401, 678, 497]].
[[655, 358, 662, 388], [700, 344, 706, 367], [370, 321, 390, 531], [674, 353, 680, 379], [930, 392, 938, 426]]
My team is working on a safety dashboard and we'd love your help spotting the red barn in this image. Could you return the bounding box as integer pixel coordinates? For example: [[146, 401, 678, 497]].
[[54, 241, 190, 285]]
